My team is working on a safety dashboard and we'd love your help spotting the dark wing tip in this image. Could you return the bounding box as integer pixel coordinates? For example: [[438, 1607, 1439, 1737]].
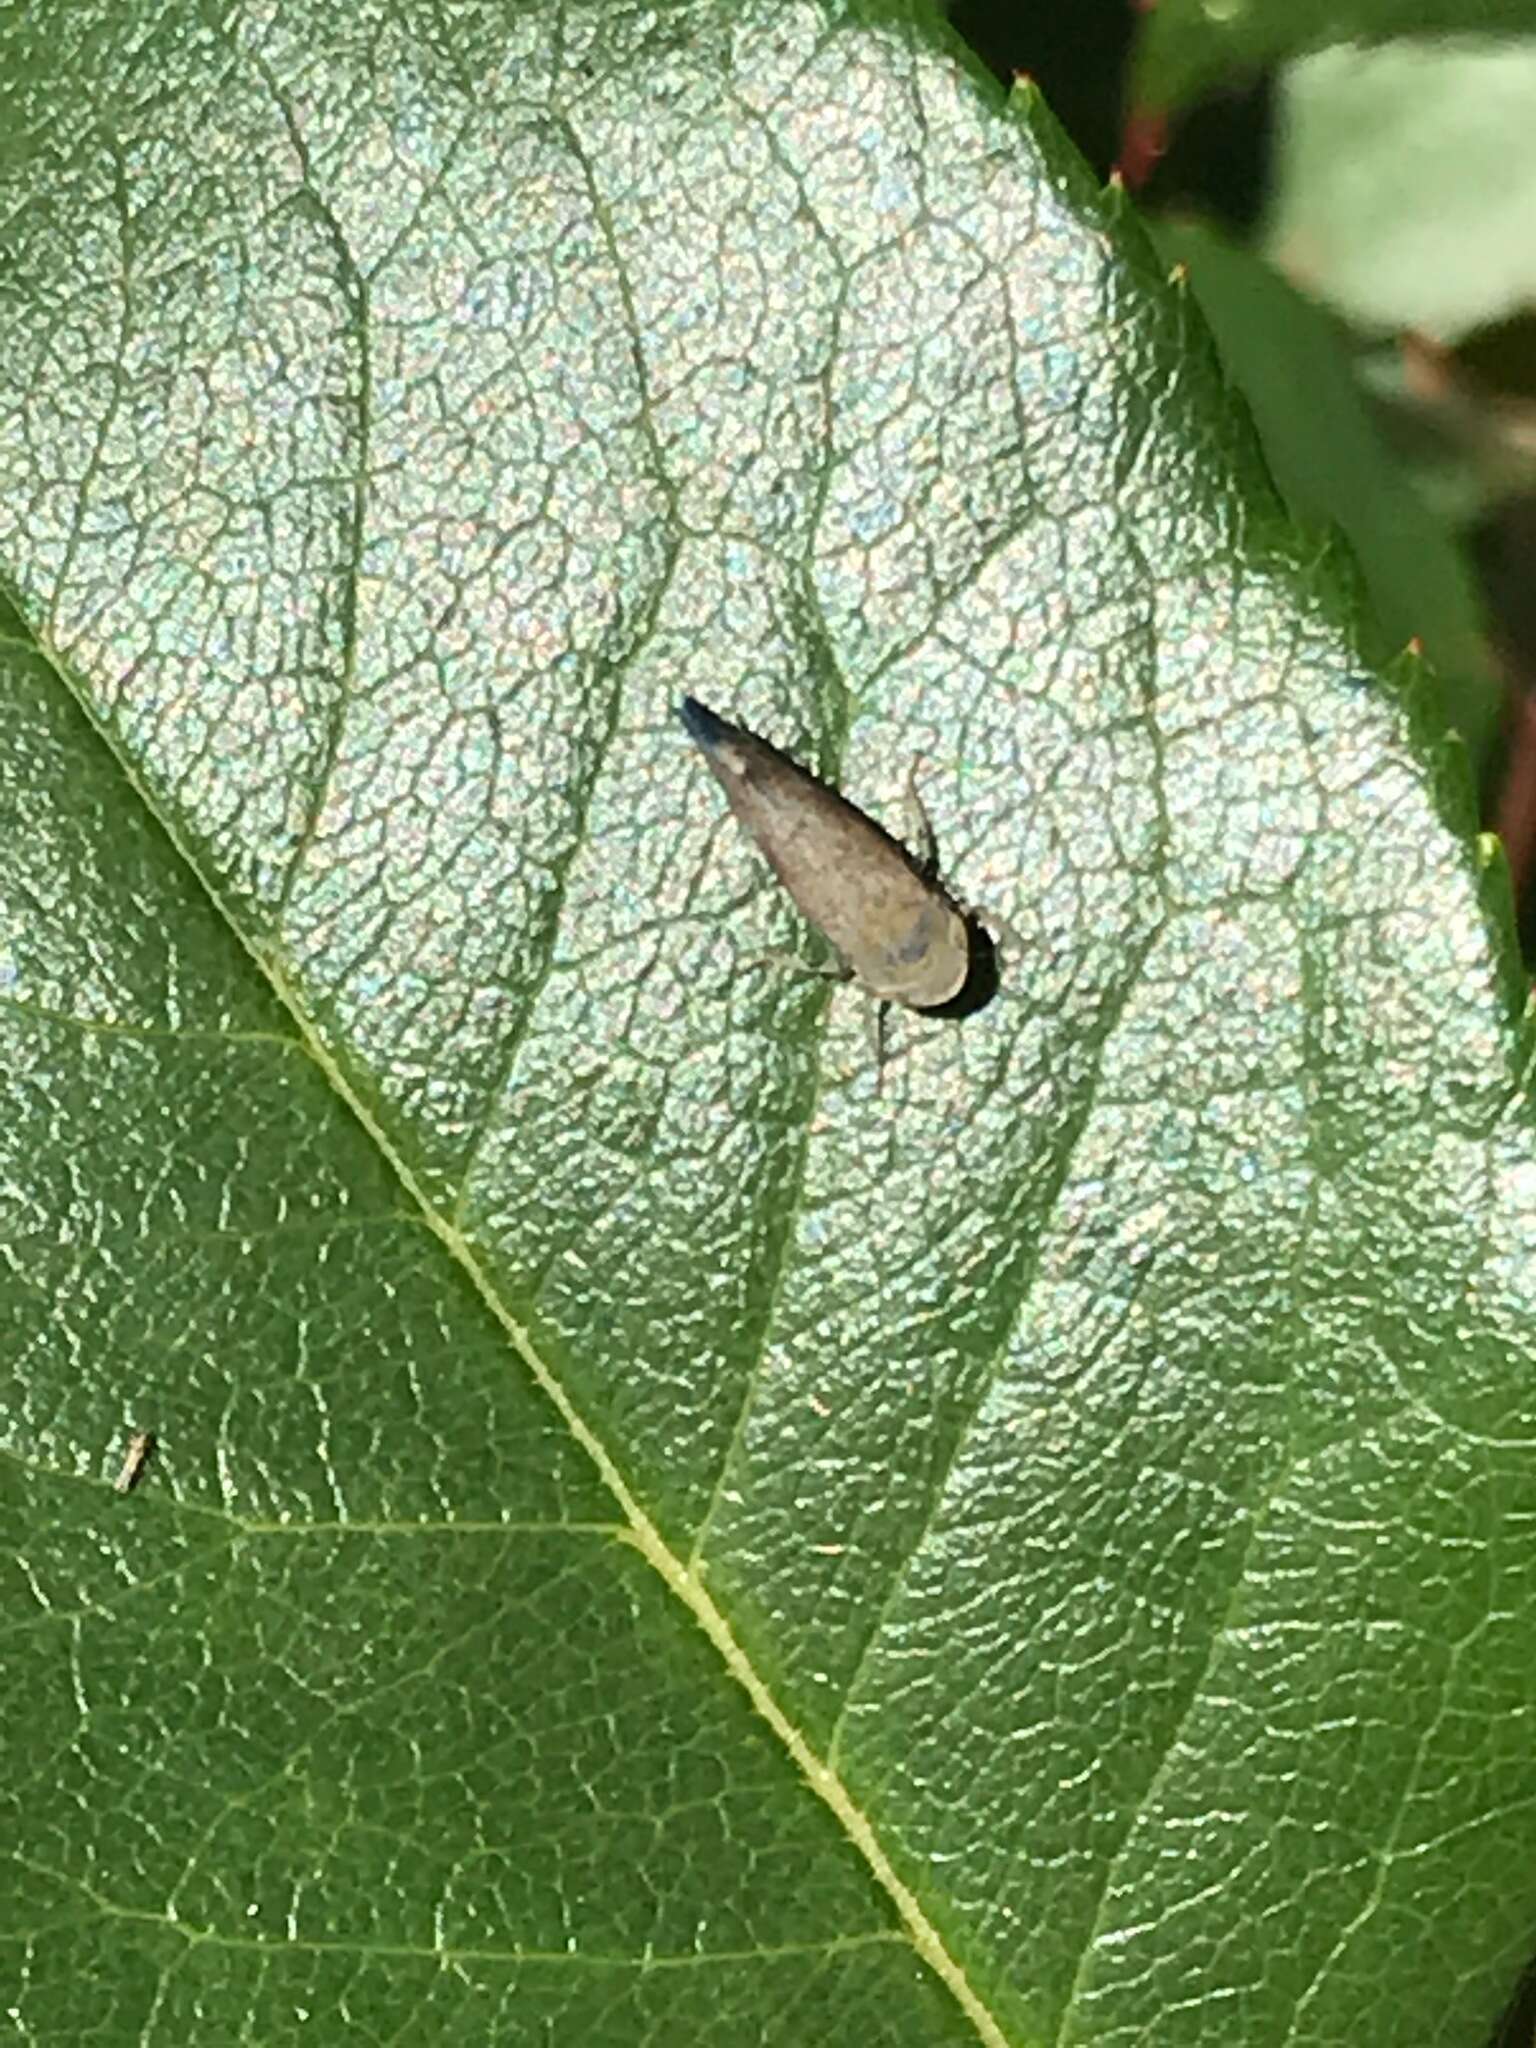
[[677, 695, 730, 749]]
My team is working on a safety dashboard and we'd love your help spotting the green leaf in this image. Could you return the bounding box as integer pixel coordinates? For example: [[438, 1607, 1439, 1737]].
[[1150, 215, 1500, 766], [1134, 0, 1536, 112], [4, 4, 1535, 2043], [1268, 39, 1536, 341]]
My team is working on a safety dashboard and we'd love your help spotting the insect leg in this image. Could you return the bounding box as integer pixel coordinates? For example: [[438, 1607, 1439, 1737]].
[[740, 949, 853, 985], [901, 759, 941, 881], [964, 901, 1028, 957], [869, 997, 892, 1093]]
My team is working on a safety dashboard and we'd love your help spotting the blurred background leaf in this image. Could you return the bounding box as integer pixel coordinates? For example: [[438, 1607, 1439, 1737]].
[[1133, 0, 1536, 114], [1268, 40, 1536, 339]]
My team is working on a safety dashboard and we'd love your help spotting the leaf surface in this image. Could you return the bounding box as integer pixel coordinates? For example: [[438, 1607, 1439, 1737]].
[[3, 4, 1536, 2044], [1150, 215, 1499, 764]]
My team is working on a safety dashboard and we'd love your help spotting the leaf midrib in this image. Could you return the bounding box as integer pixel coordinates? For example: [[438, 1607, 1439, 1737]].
[[30, 604, 1010, 2040]]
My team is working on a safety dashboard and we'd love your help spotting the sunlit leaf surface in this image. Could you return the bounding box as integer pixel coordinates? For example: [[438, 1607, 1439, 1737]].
[[3, 4, 1535, 2043]]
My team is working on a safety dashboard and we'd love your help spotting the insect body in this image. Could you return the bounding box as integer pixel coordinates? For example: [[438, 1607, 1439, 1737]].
[[678, 696, 997, 1017]]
